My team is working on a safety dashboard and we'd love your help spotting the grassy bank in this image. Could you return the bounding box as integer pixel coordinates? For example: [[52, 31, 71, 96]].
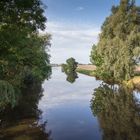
[[76, 65, 140, 89], [76, 64, 96, 76], [76, 68, 95, 77], [76, 68, 116, 83]]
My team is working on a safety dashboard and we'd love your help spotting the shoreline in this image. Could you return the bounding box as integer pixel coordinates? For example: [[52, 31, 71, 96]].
[[76, 64, 140, 89]]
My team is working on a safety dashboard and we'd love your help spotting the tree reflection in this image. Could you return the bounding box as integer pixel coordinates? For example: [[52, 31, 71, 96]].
[[66, 72, 78, 83], [0, 82, 51, 140], [91, 83, 140, 140]]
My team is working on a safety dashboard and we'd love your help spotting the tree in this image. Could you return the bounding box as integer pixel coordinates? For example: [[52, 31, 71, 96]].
[[61, 58, 78, 83], [62, 57, 78, 74], [0, 0, 46, 31], [0, 0, 51, 109], [90, 0, 140, 81], [90, 44, 103, 67]]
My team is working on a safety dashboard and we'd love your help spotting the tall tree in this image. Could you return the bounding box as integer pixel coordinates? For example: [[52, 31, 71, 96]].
[[0, 0, 51, 109], [90, 0, 140, 81]]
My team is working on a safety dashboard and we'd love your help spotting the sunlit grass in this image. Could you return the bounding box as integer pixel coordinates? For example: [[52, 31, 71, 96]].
[[76, 68, 95, 77]]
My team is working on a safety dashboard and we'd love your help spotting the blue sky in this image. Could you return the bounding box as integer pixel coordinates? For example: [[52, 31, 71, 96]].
[[42, 0, 140, 64]]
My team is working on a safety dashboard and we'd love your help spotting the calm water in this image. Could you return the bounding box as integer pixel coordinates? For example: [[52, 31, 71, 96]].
[[38, 67, 102, 140], [0, 67, 140, 140]]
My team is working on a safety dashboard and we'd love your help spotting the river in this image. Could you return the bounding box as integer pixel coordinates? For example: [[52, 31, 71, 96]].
[[0, 67, 140, 140]]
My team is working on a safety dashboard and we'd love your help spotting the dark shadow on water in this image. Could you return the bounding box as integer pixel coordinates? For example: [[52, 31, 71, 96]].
[[91, 83, 140, 140], [0, 82, 51, 140]]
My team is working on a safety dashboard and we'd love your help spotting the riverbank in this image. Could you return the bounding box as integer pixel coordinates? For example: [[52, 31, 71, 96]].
[[124, 76, 140, 90], [76, 64, 140, 89], [76, 65, 96, 77]]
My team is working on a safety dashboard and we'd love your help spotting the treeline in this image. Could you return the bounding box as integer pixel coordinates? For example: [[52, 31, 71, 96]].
[[90, 0, 140, 81], [0, 0, 51, 110]]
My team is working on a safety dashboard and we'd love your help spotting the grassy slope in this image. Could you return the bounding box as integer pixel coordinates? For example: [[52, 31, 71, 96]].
[[76, 65, 96, 76], [76, 68, 95, 77], [77, 65, 140, 89]]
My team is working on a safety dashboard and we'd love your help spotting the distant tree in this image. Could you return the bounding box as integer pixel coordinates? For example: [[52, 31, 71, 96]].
[[62, 57, 78, 74], [62, 58, 78, 83], [90, 0, 140, 81]]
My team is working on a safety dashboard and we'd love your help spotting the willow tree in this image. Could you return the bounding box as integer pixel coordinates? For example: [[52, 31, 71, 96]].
[[90, 0, 140, 81]]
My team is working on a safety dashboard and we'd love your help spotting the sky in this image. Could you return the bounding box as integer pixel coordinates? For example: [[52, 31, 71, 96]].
[[42, 0, 140, 64]]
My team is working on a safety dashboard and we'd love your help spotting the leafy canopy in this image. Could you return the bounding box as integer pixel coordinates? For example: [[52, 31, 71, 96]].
[[0, 0, 51, 109], [90, 0, 140, 81]]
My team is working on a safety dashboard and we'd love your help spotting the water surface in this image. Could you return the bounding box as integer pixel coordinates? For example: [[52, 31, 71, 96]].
[[1, 67, 140, 140], [38, 67, 102, 140]]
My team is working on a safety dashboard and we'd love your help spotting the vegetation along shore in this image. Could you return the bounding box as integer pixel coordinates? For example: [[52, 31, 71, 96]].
[[77, 64, 140, 89]]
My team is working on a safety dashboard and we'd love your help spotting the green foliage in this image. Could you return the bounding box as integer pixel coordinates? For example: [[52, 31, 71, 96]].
[[0, 0, 46, 31], [76, 69, 95, 77], [62, 57, 78, 74], [61, 64, 68, 73], [0, 0, 51, 109], [94, 68, 112, 80], [66, 72, 78, 83], [62, 58, 78, 83], [90, 45, 103, 67], [66, 57, 78, 72], [90, 0, 140, 81], [0, 80, 17, 110]]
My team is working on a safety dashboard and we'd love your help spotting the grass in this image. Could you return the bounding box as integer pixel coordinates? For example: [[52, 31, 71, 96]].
[[76, 68, 95, 77], [77, 67, 140, 90]]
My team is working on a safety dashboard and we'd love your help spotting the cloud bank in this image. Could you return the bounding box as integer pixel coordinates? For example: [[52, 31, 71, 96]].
[[46, 21, 100, 64]]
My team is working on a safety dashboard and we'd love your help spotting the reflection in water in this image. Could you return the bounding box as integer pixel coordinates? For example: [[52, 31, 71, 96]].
[[39, 67, 102, 140], [66, 72, 78, 83], [1, 67, 140, 140], [91, 83, 140, 140], [61, 65, 78, 83], [0, 82, 50, 140]]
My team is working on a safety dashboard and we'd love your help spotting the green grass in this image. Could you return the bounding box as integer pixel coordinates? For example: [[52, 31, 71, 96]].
[[76, 68, 95, 77], [135, 71, 140, 76], [77, 68, 140, 90]]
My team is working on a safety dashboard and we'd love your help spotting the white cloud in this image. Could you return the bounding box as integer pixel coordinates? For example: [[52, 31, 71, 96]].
[[75, 6, 84, 11], [47, 22, 100, 44], [45, 21, 100, 64]]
